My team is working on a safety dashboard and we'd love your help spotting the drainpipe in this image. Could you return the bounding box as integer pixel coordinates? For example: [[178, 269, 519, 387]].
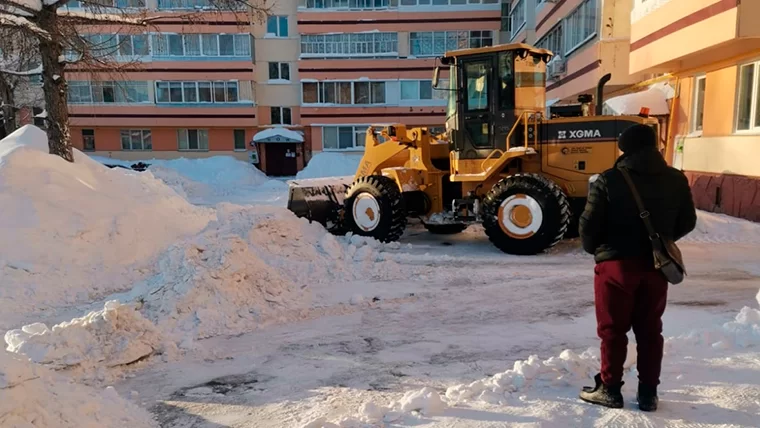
[[595, 73, 612, 115], [664, 78, 681, 167]]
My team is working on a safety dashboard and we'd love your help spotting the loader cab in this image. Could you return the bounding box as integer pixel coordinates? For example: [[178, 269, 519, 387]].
[[433, 43, 553, 160]]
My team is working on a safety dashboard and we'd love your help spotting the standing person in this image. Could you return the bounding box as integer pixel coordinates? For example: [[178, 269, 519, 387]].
[[577, 124, 697, 411]]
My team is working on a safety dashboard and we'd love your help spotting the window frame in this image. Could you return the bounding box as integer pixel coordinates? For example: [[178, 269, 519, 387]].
[[300, 32, 398, 59], [233, 129, 247, 151], [301, 80, 388, 105], [150, 33, 252, 58], [268, 62, 291, 81], [734, 60, 760, 134], [82, 129, 95, 151], [270, 106, 293, 125], [155, 80, 239, 104], [177, 129, 210, 151], [120, 129, 152, 151], [510, 0, 526, 37], [67, 81, 150, 104], [691, 74, 706, 134], [267, 15, 289, 38], [409, 30, 493, 58], [563, 0, 597, 57], [321, 125, 372, 151]]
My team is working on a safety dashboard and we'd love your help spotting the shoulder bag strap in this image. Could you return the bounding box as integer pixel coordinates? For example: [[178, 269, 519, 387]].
[[618, 167, 660, 240]]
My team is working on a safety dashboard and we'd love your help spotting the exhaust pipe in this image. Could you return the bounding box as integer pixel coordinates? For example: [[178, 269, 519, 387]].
[[595, 73, 612, 116]]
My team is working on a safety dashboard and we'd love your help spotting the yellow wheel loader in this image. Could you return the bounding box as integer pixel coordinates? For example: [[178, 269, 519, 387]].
[[287, 43, 659, 255]]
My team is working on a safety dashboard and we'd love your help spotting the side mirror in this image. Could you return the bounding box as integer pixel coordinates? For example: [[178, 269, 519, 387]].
[[432, 66, 440, 88]]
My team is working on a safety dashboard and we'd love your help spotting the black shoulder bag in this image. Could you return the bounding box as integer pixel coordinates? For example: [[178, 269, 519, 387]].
[[619, 167, 686, 285]]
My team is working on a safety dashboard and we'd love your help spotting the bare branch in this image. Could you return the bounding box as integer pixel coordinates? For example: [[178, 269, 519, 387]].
[[0, 12, 49, 38]]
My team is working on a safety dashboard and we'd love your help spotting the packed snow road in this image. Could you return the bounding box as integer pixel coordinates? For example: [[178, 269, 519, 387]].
[[117, 223, 760, 428]]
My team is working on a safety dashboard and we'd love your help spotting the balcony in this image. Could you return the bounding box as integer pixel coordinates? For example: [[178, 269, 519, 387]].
[[630, 0, 760, 74]]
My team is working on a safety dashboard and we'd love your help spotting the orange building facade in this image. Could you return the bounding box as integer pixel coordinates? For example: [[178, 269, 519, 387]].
[[65, 0, 505, 176], [630, 0, 760, 221]]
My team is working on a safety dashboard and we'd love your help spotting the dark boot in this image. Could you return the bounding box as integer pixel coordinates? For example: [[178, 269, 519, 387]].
[[579, 373, 624, 409], [637, 383, 658, 411]]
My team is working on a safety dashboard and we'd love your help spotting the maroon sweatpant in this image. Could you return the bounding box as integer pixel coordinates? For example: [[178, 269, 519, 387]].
[[594, 259, 668, 387]]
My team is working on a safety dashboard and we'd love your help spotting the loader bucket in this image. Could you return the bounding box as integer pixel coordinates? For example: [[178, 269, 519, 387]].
[[286, 176, 354, 232]]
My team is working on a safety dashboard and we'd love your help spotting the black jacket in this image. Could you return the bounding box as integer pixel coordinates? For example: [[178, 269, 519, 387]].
[[579, 148, 697, 264]]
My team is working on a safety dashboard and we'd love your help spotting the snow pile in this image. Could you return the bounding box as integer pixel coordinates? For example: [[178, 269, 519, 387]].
[[133, 204, 405, 340], [0, 126, 214, 328], [4, 301, 169, 381], [665, 289, 760, 351], [0, 351, 158, 428], [296, 152, 364, 179], [92, 155, 277, 205], [684, 210, 760, 244]]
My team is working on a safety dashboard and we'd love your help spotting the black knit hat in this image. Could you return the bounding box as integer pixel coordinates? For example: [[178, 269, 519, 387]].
[[618, 124, 657, 153]]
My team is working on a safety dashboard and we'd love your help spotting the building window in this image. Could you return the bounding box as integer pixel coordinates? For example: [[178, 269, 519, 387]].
[[178, 129, 209, 151], [157, 0, 245, 9], [563, 0, 597, 55], [155, 81, 239, 103], [82, 129, 95, 151], [304, 0, 391, 8], [151, 33, 251, 57], [535, 22, 562, 56], [302, 81, 386, 105], [67, 81, 149, 104], [233, 129, 246, 150], [500, 2, 511, 32], [400, 0, 497, 4], [80, 34, 149, 58], [68, 0, 145, 7], [410, 31, 493, 57], [300, 33, 398, 58], [267, 16, 289, 37], [510, 0, 526, 34], [120, 129, 152, 151], [269, 62, 290, 81], [691, 75, 706, 133], [736, 62, 760, 132], [322, 125, 369, 150], [271, 107, 292, 125], [400, 80, 448, 101]]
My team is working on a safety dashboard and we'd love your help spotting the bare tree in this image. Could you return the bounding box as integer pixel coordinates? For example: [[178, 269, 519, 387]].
[[0, 0, 269, 162], [0, 30, 44, 135]]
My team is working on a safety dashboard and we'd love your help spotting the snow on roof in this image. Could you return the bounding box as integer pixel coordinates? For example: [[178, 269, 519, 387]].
[[253, 127, 304, 143]]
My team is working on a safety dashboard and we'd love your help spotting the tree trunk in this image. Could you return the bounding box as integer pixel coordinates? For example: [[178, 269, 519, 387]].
[[0, 75, 16, 136], [38, 8, 73, 162]]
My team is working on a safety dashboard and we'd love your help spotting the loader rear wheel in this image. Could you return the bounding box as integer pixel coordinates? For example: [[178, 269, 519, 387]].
[[482, 173, 570, 255], [344, 175, 407, 243]]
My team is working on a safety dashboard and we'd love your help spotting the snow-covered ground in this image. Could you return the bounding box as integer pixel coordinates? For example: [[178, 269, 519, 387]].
[[2, 127, 760, 427]]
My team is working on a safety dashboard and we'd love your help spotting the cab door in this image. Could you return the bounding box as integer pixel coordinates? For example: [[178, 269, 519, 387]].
[[459, 57, 495, 154]]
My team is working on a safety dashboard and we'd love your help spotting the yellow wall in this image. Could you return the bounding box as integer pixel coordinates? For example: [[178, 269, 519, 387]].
[[682, 136, 760, 177], [702, 67, 737, 137]]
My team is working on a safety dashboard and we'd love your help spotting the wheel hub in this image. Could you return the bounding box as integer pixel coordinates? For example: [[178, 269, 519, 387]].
[[352, 193, 381, 232], [498, 193, 543, 239], [509, 205, 533, 228]]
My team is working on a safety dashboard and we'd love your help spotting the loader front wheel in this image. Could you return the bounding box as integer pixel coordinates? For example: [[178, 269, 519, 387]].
[[482, 174, 570, 255], [344, 175, 407, 243]]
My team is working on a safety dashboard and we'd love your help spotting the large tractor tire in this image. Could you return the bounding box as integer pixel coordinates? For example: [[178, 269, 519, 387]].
[[423, 223, 468, 235], [482, 173, 570, 255], [343, 175, 407, 243]]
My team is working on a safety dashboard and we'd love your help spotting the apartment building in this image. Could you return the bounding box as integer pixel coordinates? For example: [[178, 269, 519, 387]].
[[296, 0, 503, 153], [62, 0, 504, 175], [629, 0, 760, 222], [508, 0, 647, 112]]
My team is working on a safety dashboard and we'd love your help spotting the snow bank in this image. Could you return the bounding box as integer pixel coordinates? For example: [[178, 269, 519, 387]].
[[4, 301, 169, 381], [296, 152, 364, 179], [0, 351, 157, 428], [91, 155, 278, 205], [684, 211, 760, 244], [0, 126, 214, 329], [130, 204, 405, 341]]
